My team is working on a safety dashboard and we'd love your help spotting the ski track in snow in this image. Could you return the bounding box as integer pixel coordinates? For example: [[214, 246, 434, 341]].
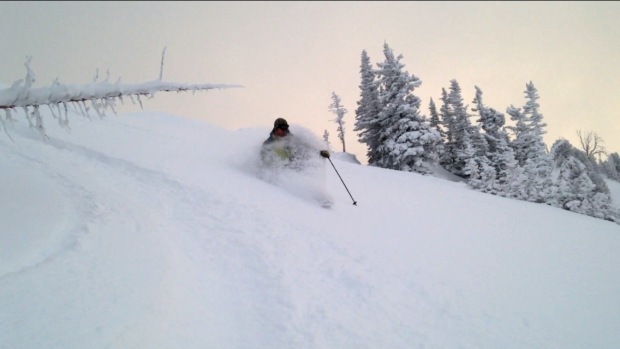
[[0, 123, 297, 348], [0, 116, 389, 348], [0, 116, 456, 348], [2, 112, 619, 349]]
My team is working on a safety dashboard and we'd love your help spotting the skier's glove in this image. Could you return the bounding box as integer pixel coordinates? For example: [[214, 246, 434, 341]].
[[320, 150, 330, 158]]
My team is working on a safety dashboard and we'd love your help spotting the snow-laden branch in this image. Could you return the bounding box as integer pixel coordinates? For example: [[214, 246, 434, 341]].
[[0, 56, 243, 139], [0, 79, 242, 110]]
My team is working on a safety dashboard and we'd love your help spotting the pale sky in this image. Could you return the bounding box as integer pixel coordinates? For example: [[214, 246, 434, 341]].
[[2, 1, 618, 163]]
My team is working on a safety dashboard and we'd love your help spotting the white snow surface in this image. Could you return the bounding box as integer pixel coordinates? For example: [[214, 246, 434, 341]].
[[1, 110, 619, 349]]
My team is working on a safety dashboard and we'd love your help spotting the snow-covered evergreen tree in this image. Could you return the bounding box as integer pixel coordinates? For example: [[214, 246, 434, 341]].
[[602, 152, 620, 181], [506, 82, 548, 166], [550, 139, 610, 195], [602, 159, 620, 181], [328, 92, 348, 153], [428, 97, 445, 157], [462, 136, 497, 192], [323, 129, 330, 146], [549, 141, 618, 222], [354, 50, 382, 165], [472, 86, 508, 149], [505, 82, 554, 203], [610, 153, 620, 173], [373, 43, 441, 174], [471, 87, 525, 199], [428, 98, 441, 131], [440, 79, 479, 178], [438, 88, 456, 172], [469, 86, 516, 194], [505, 106, 527, 166], [498, 151, 528, 200]]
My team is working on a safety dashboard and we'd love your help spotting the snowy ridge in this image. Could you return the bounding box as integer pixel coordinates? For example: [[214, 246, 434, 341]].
[[1, 110, 619, 349]]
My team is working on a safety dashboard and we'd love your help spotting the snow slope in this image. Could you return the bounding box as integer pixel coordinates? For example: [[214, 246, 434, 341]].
[[1, 111, 619, 349]]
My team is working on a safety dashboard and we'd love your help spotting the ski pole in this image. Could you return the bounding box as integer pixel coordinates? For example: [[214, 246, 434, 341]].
[[326, 157, 357, 206]]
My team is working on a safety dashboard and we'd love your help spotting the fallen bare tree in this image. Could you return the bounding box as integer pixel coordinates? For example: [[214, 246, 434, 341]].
[[0, 50, 242, 139]]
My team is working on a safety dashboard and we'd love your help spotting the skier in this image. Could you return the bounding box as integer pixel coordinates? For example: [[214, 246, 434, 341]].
[[261, 117, 330, 169], [260, 117, 334, 208]]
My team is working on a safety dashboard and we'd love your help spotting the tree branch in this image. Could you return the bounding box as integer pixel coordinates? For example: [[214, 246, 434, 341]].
[[0, 56, 244, 139]]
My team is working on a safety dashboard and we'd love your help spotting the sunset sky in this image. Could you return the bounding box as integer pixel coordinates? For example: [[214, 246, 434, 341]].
[[2, 1, 618, 163]]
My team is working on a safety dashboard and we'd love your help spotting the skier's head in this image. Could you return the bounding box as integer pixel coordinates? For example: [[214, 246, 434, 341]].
[[274, 118, 289, 130], [273, 118, 289, 137]]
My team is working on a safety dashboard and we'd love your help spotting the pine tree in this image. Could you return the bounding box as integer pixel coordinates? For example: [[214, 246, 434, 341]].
[[373, 43, 441, 174], [428, 98, 441, 130], [550, 139, 610, 195], [323, 129, 330, 146], [602, 152, 620, 180], [550, 148, 618, 222], [442, 79, 477, 178], [505, 106, 526, 166], [506, 81, 548, 167], [497, 146, 526, 199], [428, 97, 445, 157], [438, 88, 456, 172], [328, 92, 348, 153], [611, 153, 620, 174], [506, 82, 554, 203], [602, 160, 620, 181], [471, 86, 518, 194], [472, 86, 508, 149], [354, 50, 382, 164], [522, 81, 549, 158]]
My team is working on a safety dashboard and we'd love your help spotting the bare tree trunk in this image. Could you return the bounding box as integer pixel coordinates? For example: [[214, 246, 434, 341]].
[[577, 130, 606, 159]]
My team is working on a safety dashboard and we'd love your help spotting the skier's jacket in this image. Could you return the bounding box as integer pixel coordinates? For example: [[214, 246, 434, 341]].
[[261, 128, 300, 166], [261, 121, 330, 169]]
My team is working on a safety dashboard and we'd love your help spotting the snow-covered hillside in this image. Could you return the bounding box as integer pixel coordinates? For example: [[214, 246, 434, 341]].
[[1, 111, 619, 349]]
